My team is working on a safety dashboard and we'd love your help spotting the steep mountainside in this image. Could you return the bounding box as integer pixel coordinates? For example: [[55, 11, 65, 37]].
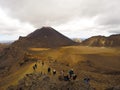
[[81, 34, 120, 47], [12, 27, 77, 49]]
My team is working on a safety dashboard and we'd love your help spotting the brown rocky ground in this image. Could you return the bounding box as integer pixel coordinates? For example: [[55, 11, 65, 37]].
[[0, 46, 119, 90]]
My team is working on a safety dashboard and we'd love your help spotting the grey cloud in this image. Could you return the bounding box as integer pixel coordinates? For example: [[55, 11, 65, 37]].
[[111, 27, 120, 33], [107, 25, 120, 34], [109, 30, 120, 34], [0, 6, 35, 36], [96, 10, 120, 26], [0, 0, 120, 39], [0, 0, 112, 26]]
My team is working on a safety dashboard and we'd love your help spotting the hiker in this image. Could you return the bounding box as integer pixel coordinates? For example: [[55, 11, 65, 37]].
[[84, 77, 90, 89], [35, 64, 37, 69], [60, 70, 64, 76], [69, 69, 74, 78], [48, 67, 51, 73], [53, 69, 56, 75], [33, 66, 36, 71], [72, 74, 77, 80], [64, 74, 70, 81], [84, 78, 90, 84], [42, 61, 44, 66], [41, 71, 42, 75]]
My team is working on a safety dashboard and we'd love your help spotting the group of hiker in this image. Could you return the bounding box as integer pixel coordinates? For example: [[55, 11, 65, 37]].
[[32, 61, 90, 85], [59, 69, 77, 81], [47, 67, 56, 75], [32, 61, 57, 75], [32, 61, 44, 71]]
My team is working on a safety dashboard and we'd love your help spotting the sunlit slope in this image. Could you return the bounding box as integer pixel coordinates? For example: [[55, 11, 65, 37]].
[[29, 46, 120, 72]]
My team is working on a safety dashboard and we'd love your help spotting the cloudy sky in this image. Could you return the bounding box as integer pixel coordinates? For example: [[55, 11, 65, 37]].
[[0, 0, 120, 41]]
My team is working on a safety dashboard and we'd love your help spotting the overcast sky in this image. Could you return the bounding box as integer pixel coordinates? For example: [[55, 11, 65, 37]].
[[0, 0, 120, 41]]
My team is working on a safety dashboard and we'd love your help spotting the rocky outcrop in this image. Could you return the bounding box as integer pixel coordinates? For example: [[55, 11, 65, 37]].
[[7, 72, 94, 90]]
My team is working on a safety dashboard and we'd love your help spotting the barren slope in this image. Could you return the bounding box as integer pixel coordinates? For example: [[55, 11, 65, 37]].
[[1, 46, 120, 90], [81, 34, 120, 47]]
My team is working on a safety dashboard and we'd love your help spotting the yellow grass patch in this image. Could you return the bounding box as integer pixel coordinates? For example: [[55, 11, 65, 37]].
[[29, 48, 50, 51]]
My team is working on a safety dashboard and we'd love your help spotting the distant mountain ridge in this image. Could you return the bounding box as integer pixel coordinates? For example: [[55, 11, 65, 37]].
[[81, 34, 120, 47]]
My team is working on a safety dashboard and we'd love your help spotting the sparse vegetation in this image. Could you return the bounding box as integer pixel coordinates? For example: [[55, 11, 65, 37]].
[[0, 27, 120, 90]]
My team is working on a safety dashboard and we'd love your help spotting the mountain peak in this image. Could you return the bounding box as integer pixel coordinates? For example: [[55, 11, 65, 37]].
[[27, 27, 57, 38], [12, 26, 77, 48], [40, 26, 54, 30]]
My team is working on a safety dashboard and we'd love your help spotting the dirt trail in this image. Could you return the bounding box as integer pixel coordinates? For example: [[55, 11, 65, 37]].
[[0, 60, 51, 90]]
